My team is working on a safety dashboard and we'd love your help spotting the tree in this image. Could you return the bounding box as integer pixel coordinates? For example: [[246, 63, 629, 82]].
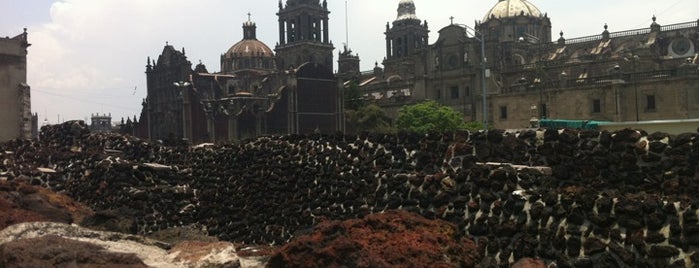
[[396, 101, 479, 133], [346, 104, 394, 133], [343, 81, 364, 110], [355, 104, 394, 133]]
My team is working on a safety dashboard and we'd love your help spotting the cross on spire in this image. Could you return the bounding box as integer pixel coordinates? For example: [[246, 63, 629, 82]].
[[450, 16, 455, 25]]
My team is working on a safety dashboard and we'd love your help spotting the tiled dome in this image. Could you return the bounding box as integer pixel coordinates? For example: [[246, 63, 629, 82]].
[[226, 40, 274, 58], [483, 0, 542, 21], [225, 20, 274, 58]]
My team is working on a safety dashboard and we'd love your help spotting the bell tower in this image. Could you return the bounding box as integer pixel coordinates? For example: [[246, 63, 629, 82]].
[[276, 0, 335, 70], [383, 0, 429, 74]]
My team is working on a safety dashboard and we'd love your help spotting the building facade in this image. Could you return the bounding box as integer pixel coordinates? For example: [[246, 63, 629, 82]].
[[136, 0, 342, 144], [90, 113, 114, 133], [349, 0, 699, 129], [0, 29, 32, 141]]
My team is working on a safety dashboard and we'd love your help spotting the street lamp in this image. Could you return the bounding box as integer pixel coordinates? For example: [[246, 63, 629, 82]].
[[622, 55, 640, 121], [173, 81, 192, 140], [631, 55, 640, 121], [456, 23, 488, 129]]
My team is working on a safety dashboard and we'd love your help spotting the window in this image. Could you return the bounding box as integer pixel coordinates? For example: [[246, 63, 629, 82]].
[[500, 106, 508, 119], [450, 86, 459, 99], [540, 104, 548, 118], [592, 99, 601, 113], [646, 95, 656, 111], [517, 26, 527, 40]]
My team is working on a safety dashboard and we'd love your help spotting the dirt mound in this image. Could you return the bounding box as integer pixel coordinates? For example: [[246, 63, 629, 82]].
[[268, 210, 479, 268], [0, 180, 92, 230]]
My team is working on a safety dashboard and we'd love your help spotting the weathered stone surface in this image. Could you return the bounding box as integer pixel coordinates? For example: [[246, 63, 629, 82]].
[[0, 222, 172, 267], [609, 242, 635, 265], [268, 210, 480, 268], [0, 234, 148, 268], [583, 237, 606, 256], [0, 222, 265, 268], [647, 245, 680, 258], [169, 241, 241, 268]]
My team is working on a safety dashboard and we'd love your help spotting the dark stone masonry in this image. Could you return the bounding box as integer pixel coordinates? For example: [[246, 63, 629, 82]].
[[1, 121, 698, 267]]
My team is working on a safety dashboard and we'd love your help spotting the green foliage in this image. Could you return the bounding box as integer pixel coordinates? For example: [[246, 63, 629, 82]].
[[346, 104, 394, 133], [343, 81, 364, 110], [396, 101, 475, 133], [463, 121, 485, 131]]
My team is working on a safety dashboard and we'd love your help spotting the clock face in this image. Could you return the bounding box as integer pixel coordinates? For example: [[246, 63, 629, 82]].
[[671, 38, 691, 56]]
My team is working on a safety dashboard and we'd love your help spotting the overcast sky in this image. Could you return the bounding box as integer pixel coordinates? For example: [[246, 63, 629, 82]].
[[1, 0, 696, 124]]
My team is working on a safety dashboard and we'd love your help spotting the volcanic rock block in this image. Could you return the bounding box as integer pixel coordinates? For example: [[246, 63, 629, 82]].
[[268, 210, 480, 268], [3, 122, 699, 266], [647, 245, 680, 258]]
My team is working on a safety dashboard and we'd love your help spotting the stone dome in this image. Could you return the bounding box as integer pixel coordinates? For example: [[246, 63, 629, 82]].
[[483, 0, 542, 21], [221, 19, 276, 73], [225, 20, 274, 58], [396, 0, 419, 21], [226, 39, 274, 58]]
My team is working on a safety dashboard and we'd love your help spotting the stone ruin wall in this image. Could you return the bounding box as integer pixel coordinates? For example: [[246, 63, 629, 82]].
[[1, 121, 698, 267]]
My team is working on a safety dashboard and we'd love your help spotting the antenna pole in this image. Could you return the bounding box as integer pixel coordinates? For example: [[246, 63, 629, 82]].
[[345, 0, 349, 48]]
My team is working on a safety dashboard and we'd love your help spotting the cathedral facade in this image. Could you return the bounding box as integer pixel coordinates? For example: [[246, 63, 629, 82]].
[[344, 0, 699, 129], [135, 0, 699, 142], [136, 0, 342, 144]]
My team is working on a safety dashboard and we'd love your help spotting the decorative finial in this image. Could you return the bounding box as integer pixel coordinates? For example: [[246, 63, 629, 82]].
[[450, 16, 454, 25], [652, 15, 657, 22], [247, 12, 252, 21], [604, 23, 608, 30], [166, 41, 169, 46], [560, 31, 564, 37]]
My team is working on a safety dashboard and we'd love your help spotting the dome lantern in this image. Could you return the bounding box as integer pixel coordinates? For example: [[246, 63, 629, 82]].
[[396, 0, 419, 21]]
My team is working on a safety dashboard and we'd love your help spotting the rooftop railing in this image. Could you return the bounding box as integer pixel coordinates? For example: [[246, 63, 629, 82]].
[[564, 35, 603, 45], [563, 19, 697, 45], [661, 21, 698, 31]]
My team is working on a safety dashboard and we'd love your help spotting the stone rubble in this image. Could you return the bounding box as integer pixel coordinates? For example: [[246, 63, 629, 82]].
[[0, 121, 697, 267]]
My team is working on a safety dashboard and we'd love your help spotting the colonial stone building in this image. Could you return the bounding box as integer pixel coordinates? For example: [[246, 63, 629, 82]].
[[346, 0, 699, 129], [0, 29, 33, 141], [90, 113, 114, 133], [136, 0, 342, 143], [135, 0, 698, 140]]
